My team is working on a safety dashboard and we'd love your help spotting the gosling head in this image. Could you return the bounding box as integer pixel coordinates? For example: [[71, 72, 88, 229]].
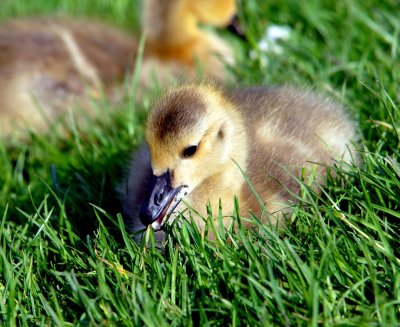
[[139, 85, 239, 230], [188, 0, 236, 27]]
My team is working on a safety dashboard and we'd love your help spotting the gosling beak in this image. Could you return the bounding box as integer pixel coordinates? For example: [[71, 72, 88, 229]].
[[139, 171, 187, 231], [227, 15, 246, 40]]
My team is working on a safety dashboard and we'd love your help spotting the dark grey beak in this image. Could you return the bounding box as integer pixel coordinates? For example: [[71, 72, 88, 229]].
[[227, 15, 246, 40], [139, 171, 183, 226]]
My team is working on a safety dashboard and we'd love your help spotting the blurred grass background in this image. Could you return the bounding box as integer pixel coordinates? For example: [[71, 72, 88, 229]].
[[1, 0, 400, 325]]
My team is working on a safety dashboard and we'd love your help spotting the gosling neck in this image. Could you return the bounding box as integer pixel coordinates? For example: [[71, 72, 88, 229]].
[[224, 108, 248, 189], [208, 96, 249, 192]]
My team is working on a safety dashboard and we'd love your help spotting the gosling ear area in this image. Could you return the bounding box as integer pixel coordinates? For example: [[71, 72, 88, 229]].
[[204, 122, 226, 141], [217, 120, 233, 141], [218, 124, 225, 140], [202, 120, 230, 147]]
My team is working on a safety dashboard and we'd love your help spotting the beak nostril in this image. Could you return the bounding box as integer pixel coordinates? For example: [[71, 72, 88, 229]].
[[156, 193, 163, 205], [155, 185, 172, 206]]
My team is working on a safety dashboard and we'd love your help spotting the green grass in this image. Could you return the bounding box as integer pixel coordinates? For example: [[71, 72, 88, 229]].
[[1, 0, 400, 325]]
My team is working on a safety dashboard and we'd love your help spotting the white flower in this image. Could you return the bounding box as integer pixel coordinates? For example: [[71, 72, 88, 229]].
[[250, 24, 292, 67]]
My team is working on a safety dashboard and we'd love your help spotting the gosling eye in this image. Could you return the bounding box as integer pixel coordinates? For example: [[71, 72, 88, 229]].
[[182, 145, 198, 158]]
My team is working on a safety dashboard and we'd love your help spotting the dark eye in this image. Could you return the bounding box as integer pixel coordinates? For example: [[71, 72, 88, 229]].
[[182, 145, 198, 158]]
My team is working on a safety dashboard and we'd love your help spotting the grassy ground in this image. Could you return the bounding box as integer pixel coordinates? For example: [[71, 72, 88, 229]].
[[1, 0, 400, 325]]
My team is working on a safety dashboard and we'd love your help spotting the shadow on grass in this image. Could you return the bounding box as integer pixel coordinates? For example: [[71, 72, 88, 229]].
[[0, 105, 147, 247]]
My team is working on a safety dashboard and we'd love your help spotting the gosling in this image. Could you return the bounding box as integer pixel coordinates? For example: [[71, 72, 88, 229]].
[[121, 83, 358, 242], [0, 0, 236, 136]]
